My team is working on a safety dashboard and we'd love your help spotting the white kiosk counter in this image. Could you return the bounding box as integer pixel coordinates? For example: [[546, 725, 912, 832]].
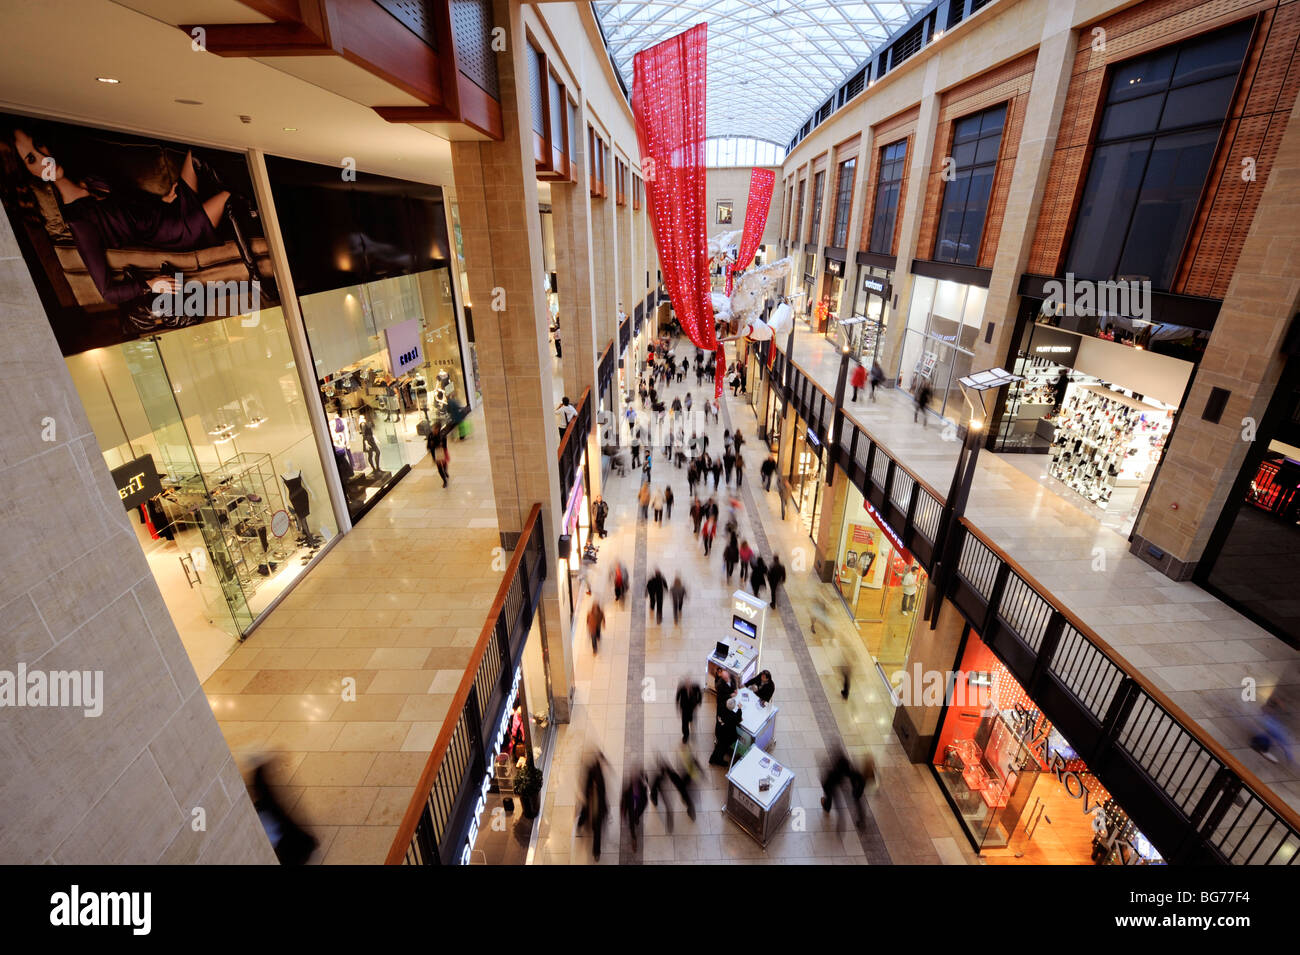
[[706, 637, 759, 687], [735, 687, 778, 753], [707, 590, 769, 688], [725, 745, 794, 847]]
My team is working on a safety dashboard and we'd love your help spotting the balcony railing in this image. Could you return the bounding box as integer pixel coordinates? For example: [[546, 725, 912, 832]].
[[746, 339, 1300, 864], [558, 386, 592, 507], [386, 503, 546, 865]]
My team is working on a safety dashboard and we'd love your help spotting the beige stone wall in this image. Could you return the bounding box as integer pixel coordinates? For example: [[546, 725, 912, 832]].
[[0, 212, 274, 864], [706, 166, 782, 247]]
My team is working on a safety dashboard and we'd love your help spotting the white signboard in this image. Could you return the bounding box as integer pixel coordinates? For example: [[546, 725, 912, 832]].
[[385, 318, 425, 375]]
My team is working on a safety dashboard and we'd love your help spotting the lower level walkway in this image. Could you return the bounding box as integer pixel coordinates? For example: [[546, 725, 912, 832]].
[[202, 409, 501, 864], [531, 348, 977, 864], [779, 323, 1300, 813]]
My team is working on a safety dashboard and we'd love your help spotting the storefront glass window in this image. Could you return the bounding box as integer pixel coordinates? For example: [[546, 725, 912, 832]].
[[933, 630, 1165, 864], [833, 484, 927, 681], [301, 268, 463, 522], [787, 420, 825, 540]]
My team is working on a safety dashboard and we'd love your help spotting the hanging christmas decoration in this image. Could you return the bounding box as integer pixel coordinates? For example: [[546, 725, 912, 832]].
[[632, 23, 725, 397], [725, 168, 775, 295]]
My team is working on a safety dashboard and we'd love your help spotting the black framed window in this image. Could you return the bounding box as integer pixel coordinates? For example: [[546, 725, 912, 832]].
[[808, 170, 826, 244], [831, 158, 856, 247], [933, 105, 1005, 266], [1065, 21, 1252, 291], [794, 178, 806, 242], [869, 138, 908, 254]]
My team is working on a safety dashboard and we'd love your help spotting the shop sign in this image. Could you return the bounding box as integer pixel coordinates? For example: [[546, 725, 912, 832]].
[[1026, 325, 1081, 368], [805, 427, 821, 449], [1008, 705, 1155, 864], [862, 499, 909, 562], [825, 259, 843, 277], [111, 455, 162, 511], [461, 663, 523, 865], [861, 277, 887, 294], [384, 318, 424, 375]]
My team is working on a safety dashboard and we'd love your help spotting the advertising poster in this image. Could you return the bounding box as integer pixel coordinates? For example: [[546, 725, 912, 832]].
[[0, 112, 277, 355]]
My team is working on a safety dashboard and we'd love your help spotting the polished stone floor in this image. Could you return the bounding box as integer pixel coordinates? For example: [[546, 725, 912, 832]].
[[202, 410, 501, 864], [777, 323, 1300, 813], [531, 350, 978, 864]]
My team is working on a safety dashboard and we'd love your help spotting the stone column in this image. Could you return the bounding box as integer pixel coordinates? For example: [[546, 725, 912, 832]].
[[1132, 94, 1300, 578], [837, 129, 873, 325], [967, 5, 1078, 380], [450, 0, 573, 719], [892, 597, 968, 762], [0, 209, 274, 863], [880, 58, 942, 384]]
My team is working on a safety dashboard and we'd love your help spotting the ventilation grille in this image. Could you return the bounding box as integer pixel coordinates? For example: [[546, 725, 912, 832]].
[[375, 0, 439, 49], [843, 68, 866, 101], [892, 21, 924, 68], [450, 0, 500, 99]]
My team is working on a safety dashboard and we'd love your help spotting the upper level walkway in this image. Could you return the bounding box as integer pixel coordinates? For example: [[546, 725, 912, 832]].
[[777, 322, 1300, 814]]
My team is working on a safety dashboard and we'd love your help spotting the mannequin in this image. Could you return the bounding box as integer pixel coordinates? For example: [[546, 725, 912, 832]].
[[360, 415, 381, 473], [280, 461, 311, 536]]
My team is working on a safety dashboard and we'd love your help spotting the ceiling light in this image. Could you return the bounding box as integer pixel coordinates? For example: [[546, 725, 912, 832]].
[[175, 98, 203, 105], [96, 77, 120, 84], [283, 126, 298, 132]]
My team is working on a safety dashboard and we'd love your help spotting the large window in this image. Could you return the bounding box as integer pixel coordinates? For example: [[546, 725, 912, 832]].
[[1065, 22, 1252, 290], [933, 105, 1006, 266], [808, 169, 826, 244], [869, 138, 908, 254], [794, 178, 806, 243], [830, 158, 857, 247]]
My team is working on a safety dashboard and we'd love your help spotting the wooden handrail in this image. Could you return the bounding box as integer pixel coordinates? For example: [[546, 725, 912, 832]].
[[385, 502, 544, 865], [956, 515, 1300, 836], [556, 385, 592, 463]]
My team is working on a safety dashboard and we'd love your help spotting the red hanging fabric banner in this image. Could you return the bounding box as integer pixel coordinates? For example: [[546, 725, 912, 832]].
[[725, 168, 775, 296], [632, 23, 725, 397]]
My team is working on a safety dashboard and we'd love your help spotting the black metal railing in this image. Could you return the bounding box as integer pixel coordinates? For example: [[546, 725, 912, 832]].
[[598, 340, 614, 400], [558, 386, 592, 506], [619, 313, 631, 354], [752, 340, 1300, 864], [387, 504, 547, 865], [945, 518, 1300, 865]]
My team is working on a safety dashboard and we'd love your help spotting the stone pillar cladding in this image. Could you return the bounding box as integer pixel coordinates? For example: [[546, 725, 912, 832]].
[[892, 598, 968, 763], [968, 5, 1077, 380], [880, 59, 942, 384], [619, 174, 635, 337], [0, 211, 276, 864], [592, 187, 618, 352], [1133, 94, 1300, 579], [450, 0, 573, 719]]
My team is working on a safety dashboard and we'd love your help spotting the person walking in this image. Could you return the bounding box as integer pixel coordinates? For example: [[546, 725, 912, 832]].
[[556, 395, 578, 439], [664, 485, 675, 520], [723, 534, 740, 581], [612, 560, 628, 604], [594, 496, 609, 538], [914, 382, 934, 426], [651, 487, 664, 524], [638, 481, 651, 522], [870, 360, 884, 401], [701, 514, 717, 556], [587, 599, 605, 655], [650, 756, 696, 822], [734, 453, 746, 488], [900, 563, 920, 615], [768, 555, 787, 610], [631, 434, 642, 468], [620, 769, 650, 851], [820, 747, 867, 827], [690, 496, 703, 535], [428, 427, 451, 488], [761, 455, 776, 491], [576, 754, 609, 861], [723, 449, 735, 487], [711, 458, 723, 493], [739, 539, 754, 581], [646, 568, 667, 624], [751, 555, 768, 601], [676, 679, 703, 743], [669, 575, 687, 624], [850, 361, 867, 402]]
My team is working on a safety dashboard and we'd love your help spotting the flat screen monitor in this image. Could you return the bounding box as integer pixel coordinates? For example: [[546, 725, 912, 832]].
[[731, 616, 757, 641]]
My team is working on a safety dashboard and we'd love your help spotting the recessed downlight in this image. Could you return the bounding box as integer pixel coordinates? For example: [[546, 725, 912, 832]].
[[175, 98, 203, 105], [96, 76, 120, 84], [282, 126, 298, 132]]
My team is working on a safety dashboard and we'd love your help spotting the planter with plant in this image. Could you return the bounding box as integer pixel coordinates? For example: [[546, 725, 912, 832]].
[[513, 763, 543, 818]]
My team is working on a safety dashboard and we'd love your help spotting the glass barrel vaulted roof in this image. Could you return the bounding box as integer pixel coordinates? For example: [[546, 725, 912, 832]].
[[594, 0, 930, 144]]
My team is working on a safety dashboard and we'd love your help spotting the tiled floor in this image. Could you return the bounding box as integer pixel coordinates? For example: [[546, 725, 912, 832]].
[[531, 347, 979, 864], [777, 323, 1300, 813], [202, 409, 502, 864]]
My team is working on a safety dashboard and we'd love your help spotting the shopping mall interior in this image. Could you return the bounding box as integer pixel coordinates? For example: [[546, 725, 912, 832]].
[[0, 0, 1298, 873]]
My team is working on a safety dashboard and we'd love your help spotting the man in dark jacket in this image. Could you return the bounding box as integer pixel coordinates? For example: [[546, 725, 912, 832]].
[[676, 680, 702, 743], [710, 697, 743, 766], [646, 569, 667, 624], [761, 455, 777, 491], [669, 575, 687, 624], [594, 496, 609, 538], [768, 555, 787, 609]]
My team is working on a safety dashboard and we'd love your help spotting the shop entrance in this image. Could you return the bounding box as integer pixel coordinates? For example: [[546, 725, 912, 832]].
[[833, 484, 927, 682]]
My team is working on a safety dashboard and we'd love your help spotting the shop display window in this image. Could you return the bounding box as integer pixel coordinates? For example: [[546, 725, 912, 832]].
[[833, 484, 927, 682], [932, 630, 1164, 864], [301, 269, 464, 522], [896, 276, 981, 419]]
